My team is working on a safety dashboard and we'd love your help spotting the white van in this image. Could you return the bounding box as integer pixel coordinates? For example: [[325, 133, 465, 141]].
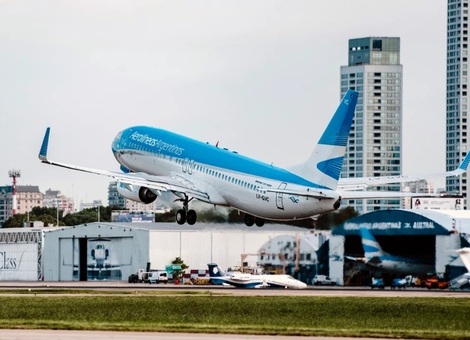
[[148, 271, 168, 284]]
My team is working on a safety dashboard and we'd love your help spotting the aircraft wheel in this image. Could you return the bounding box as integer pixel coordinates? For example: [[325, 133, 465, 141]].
[[244, 214, 254, 227], [186, 209, 197, 225], [176, 209, 186, 225], [255, 218, 265, 227]]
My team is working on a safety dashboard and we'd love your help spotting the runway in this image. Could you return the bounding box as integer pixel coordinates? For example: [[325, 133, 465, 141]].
[[0, 280, 469, 298]]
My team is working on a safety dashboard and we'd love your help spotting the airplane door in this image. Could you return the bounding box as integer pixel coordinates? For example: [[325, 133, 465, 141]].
[[276, 182, 287, 210]]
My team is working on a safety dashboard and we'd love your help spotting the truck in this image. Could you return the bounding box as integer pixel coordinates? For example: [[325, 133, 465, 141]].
[[371, 277, 385, 289], [128, 269, 168, 284], [147, 271, 168, 284], [391, 278, 407, 289], [313, 275, 336, 286]]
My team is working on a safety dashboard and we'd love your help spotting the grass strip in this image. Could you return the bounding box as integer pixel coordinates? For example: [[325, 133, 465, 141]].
[[0, 295, 468, 339]]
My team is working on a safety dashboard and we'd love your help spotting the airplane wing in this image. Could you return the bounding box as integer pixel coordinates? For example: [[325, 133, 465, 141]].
[[338, 151, 470, 189], [339, 190, 433, 200], [38, 128, 210, 201]]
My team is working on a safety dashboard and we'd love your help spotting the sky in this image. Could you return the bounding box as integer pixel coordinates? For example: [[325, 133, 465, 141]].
[[0, 0, 447, 209]]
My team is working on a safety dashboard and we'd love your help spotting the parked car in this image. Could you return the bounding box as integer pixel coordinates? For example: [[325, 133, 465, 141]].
[[313, 275, 336, 286], [391, 278, 407, 289], [371, 277, 385, 289]]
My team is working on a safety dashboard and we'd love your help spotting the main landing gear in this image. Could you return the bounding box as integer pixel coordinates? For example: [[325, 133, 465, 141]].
[[244, 214, 265, 227], [175, 194, 197, 225]]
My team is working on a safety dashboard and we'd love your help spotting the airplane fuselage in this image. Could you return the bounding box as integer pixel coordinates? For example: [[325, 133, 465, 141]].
[[112, 126, 340, 221], [366, 256, 434, 275]]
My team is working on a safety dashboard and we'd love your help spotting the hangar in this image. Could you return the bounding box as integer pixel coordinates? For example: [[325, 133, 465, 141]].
[[329, 209, 470, 285], [42, 222, 313, 282], [0, 227, 44, 281]]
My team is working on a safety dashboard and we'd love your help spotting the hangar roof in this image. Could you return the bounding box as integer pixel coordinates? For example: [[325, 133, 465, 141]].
[[44, 222, 309, 233], [333, 209, 470, 236]]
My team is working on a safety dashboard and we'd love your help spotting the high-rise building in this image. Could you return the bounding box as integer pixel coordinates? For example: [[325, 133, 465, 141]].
[[43, 189, 75, 215], [0, 186, 13, 226], [446, 0, 469, 207], [108, 182, 126, 208], [16, 186, 43, 215], [340, 37, 403, 213]]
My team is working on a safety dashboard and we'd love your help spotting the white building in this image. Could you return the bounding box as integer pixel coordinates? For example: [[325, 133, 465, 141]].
[[0, 227, 44, 280], [42, 223, 311, 282], [43, 189, 75, 215], [340, 37, 403, 213], [446, 0, 469, 207]]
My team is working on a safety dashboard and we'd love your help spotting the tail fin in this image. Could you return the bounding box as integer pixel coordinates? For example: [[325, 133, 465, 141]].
[[208, 263, 225, 277], [457, 248, 470, 272], [293, 90, 358, 189], [360, 227, 385, 261]]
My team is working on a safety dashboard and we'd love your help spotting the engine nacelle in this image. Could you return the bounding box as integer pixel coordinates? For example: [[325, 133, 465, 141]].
[[117, 183, 158, 204]]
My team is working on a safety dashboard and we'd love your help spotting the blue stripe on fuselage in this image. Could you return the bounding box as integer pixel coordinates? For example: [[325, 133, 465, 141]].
[[113, 126, 328, 189]]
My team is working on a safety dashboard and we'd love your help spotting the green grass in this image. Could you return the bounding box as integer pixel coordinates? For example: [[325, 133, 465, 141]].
[[0, 294, 468, 339]]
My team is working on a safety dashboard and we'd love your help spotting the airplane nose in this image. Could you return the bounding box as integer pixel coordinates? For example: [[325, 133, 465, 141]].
[[111, 130, 124, 154]]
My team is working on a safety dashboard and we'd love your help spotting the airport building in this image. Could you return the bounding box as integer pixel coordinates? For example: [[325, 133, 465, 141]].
[[446, 0, 469, 208], [2, 209, 469, 286], [41, 223, 313, 282], [0, 227, 44, 281], [340, 37, 403, 213], [329, 209, 470, 286]]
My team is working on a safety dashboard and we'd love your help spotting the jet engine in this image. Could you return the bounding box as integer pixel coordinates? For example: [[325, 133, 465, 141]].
[[117, 184, 158, 204]]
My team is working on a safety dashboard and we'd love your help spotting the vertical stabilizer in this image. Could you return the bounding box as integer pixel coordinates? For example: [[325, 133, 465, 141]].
[[360, 227, 385, 261], [208, 263, 225, 277], [457, 248, 470, 272], [293, 90, 358, 189]]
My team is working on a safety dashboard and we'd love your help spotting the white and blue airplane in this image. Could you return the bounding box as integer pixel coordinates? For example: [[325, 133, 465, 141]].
[[449, 248, 470, 289], [207, 263, 307, 289], [38, 89, 470, 227], [347, 227, 434, 275]]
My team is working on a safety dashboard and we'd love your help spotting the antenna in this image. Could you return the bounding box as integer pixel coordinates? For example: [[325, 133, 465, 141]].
[[8, 169, 21, 216]]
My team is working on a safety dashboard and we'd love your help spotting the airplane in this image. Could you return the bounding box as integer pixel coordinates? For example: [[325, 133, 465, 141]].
[[346, 227, 435, 275], [449, 248, 470, 289], [207, 263, 307, 289], [90, 242, 110, 269], [38, 89, 470, 227]]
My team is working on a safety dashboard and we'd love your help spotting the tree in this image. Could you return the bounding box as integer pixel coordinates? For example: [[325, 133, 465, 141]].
[[2, 214, 27, 228], [170, 257, 188, 283]]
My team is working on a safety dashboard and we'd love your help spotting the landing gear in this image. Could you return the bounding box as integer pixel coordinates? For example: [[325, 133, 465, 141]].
[[244, 214, 254, 227], [244, 214, 265, 227], [174, 194, 197, 225], [255, 218, 265, 227], [186, 209, 197, 225], [176, 209, 186, 225]]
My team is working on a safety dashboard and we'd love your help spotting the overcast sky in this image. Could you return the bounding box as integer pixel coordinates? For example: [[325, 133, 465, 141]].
[[0, 1, 447, 208]]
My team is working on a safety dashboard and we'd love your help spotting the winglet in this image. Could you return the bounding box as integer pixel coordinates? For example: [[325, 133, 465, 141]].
[[459, 152, 470, 171], [448, 151, 470, 177], [38, 127, 51, 162]]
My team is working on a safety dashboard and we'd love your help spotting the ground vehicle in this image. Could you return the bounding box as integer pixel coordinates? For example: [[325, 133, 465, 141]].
[[425, 276, 448, 289], [313, 275, 336, 286], [128, 269, 146, 283], [371, 278, 385, 289], [391, 278, 407, 289], [148, 271, 168, 284], [128, 269, 168, 284]]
